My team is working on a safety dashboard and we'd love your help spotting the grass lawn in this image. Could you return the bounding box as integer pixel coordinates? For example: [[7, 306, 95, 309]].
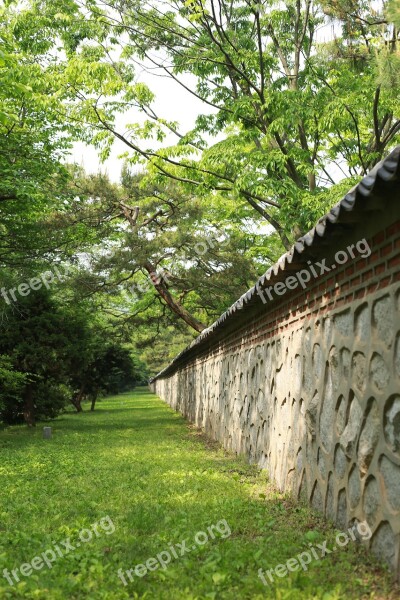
[[0, 388, 397, 600]]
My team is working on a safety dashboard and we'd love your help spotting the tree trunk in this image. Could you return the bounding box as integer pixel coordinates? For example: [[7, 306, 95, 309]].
[[23, 384, 35, 427], [70, 397, 83, 412], [90, 397, 97, 411], [143, 261, 206, 332], [120, 202, 206, 333], [71, 385, 85, 412]]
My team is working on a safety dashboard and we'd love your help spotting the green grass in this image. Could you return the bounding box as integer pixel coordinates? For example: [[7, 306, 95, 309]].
[[0, 388, 397, 600]]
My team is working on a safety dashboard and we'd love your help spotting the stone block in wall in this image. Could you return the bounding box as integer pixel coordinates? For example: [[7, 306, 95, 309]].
[[151, 157, 400, 578]]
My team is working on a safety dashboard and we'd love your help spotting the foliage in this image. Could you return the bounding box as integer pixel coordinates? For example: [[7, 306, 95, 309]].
[[0, 4, 75, 269], [55, 168, 269, 345], [1, 0, 400, 378], [6, 0, 399, 251], [70, 342, 149, 407], [0, 288, 85, 424], [0, 287, 142, 425], [93, 345, 148, 394], [0, 356, 26, 417]]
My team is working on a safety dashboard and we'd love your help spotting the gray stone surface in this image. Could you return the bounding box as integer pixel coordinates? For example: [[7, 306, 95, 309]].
[[341, 348, 351, 379], [384, 395, 400, 455], [305, 391, 319, 440], [152, 281, 400, 579], [312, 344, 323, 381], [43, 427, 52, 439], [373, 295, 393, 349], [323, 316, 332, 348], [334, 444, 347, 479], [337, 489, 348, 530], [358, 400, 380, 474], [326, 473, 335, 521], [395, 334, 400, 378], [319, 377, 335, 452], [355, 303, 370, 343], [334, 309, 352, 337], [371, 521, 397, 569], [352, 352, 367, 394], [341, 395, 363, 457], [336, 395, 347, 435], [317, 447, 327, 480], [380, 455, 400, 511], [296, 447, 303, 472], [364, 476, 380, 525], [348, 465, 361, 509], [311, 480, 324, 512], [370, 354, 390, 391]]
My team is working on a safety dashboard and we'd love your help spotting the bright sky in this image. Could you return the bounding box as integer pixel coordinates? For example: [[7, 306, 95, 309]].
[[71, 72, 207, 182], [70, 18, 340, 183]]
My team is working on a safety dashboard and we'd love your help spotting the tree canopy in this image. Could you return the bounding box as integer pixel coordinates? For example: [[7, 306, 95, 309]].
[[5, 0, 398, 246], [1, 0, 399, 423]]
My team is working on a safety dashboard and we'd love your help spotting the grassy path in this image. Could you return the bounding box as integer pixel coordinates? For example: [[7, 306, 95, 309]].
[[0, 389, 397, 600]]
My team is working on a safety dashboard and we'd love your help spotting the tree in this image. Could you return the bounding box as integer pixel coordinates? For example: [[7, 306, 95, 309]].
[[3, 0, 399, 379], [14, 0, 400, 250], [69, 341, 148, 412], [0, 4, 110, 314], [0, 4, 75, 267], [0, 356, 27, 423], [0, 281, 147, 424], [0, 290, 72, 425], [53, 168, 265, 334], [377, 0, 400, 89]]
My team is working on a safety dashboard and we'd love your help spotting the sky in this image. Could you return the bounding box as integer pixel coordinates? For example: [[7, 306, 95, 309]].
[[70, 19, 340, 184], [71, 71, 208, 183]]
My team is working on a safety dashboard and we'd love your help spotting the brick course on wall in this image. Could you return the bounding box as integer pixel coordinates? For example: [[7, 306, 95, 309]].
[[151, 150, 400, 578]]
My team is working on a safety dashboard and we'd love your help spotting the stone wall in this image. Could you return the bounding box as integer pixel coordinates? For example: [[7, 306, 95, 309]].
[[151, 156, 400, 577]]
